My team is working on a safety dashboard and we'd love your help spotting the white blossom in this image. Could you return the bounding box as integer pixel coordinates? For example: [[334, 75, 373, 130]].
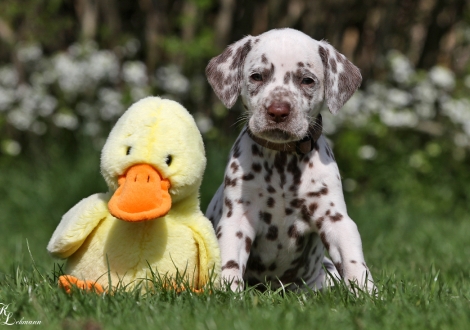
[[415, 103, 436, 120], [429, 66, 455, 90], [195, 115, 213, 134], [53, 113, 79, 130], [1, 139, 21, 156], [156, 65, 190, 95], [98, 88, 124, 120], [38, 95, 58, 117], [7, 108, 34, 130], [87, 50, 119, 83], [441, 98, 470, 132], [17, 43, 43, 63], [413, 81, 436, 104], [0, 66, 19, 87], [358, 145, 377, 160], [380, 108, 418, 127], [388, 88, 411, 107], [0, 87, 15, 111], [122, 61, 148, 86], [388, 50, 414, 84]]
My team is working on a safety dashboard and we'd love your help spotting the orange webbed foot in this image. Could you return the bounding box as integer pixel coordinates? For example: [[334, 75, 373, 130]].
[[166, 282, 206, 294], [58, 275, 104, 294]]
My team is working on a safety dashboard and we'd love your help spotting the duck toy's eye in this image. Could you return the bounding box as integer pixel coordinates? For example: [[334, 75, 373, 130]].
[[165, 155, 173, 166], [126, 147, 132, 155]]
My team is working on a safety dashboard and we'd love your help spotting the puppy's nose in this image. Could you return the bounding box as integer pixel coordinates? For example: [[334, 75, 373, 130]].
[[267, 102, 291, 123]]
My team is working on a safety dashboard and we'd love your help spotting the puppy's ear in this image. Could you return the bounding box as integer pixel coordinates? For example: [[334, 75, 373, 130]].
[[318, 41, 362, 114], [206, 36, 254, 108]]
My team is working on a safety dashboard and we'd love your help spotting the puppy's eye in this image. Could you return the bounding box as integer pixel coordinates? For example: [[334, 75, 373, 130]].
[[301, 77, 315, 85], [165, 155, 172, 166], [250, 73, 263, 82]]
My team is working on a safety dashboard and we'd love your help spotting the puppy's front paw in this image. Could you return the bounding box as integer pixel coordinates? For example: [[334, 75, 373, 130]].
[[345, 273, 376, 295], [221, 268, 244, 292]]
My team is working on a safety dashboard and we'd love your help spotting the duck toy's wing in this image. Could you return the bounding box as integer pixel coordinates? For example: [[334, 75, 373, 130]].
[[187, 214, 222, 288], [47, 193, 110, 259]]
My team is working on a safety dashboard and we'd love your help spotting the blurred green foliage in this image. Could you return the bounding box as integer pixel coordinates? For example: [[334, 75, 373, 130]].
[[0, 0, 469, 273]]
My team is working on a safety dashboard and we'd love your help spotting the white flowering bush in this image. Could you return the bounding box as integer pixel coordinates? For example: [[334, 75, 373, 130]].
[[0, 40, 206, 156], [1, 41, 469, 214], [319, 50, 470, 212]]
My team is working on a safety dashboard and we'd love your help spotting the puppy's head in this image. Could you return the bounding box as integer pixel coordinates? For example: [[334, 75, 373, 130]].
[[206, 28, 361, 143]]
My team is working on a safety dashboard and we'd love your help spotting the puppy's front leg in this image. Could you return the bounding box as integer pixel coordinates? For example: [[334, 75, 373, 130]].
[[216, 203, 256, 291], [320, 217, 375, 293]]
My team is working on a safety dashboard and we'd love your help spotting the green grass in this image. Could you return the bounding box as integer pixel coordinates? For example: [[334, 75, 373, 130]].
[[1, 140, 470, 329]]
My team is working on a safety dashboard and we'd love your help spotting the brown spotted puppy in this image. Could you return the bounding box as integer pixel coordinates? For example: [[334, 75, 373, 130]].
[[205, 28, 374, 293]]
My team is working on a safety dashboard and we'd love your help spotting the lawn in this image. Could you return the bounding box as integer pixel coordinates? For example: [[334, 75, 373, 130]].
[[1, 140, 469, 329]]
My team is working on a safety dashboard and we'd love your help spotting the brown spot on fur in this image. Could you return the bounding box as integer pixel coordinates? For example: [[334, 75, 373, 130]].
[[320, 232, 330, 250], [222, 260, 240, 270], [285, 208, 293, 215], [236, 231, 243, 238], [230, 161, 239, 173], [229, 40, 252, 71], [214, 47, 233, 65], [330, 212, 343, 222], [290, 198, 305, 208], [266, 225, 278, 240], [261, 54, 268, 64], [307, 187, 328, 197], [267, 197, 275, 208], [329, 58, 337, 73], [259, 211, 272, 224], [232, 139, 241, 158], [267, 185, 276, 193], [288, 225, 299, 238], [274, 152, 288, 187], [334, 262, 343, 277], [245, 237, 252, 253], [252, 163, 262, 172], [284, 71, 291, 84], [242, 173, 255, 180], [252, 144, 263, 157], [247, 254, 266, 273], [287, 156, 301, 186], [315, 216, 325, 230], [301, 205, 311, 222], [224, 197, 233, 217], [309, 203, 318, 214], [224, 175, 237, 187]]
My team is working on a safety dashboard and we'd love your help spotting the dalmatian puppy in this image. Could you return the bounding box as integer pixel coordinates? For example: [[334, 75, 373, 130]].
[[205, 28, 374, 293]]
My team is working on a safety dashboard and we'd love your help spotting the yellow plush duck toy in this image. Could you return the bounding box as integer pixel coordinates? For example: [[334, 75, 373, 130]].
[[47, 96, 221, 293]]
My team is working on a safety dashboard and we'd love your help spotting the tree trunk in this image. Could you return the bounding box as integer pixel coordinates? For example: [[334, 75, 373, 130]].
[[138, 0, 168, 73], [418, 0, 466, 68], [99, 0, 121, 44], [214, 0, 236, 48], [75, 0, 99, 41]]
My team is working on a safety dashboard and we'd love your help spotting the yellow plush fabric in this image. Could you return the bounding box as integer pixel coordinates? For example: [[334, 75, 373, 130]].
[[47, 97, 221, 292]]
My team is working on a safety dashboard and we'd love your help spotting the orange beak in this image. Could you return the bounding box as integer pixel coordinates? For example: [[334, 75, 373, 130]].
[[108, 164, 171, 222]]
